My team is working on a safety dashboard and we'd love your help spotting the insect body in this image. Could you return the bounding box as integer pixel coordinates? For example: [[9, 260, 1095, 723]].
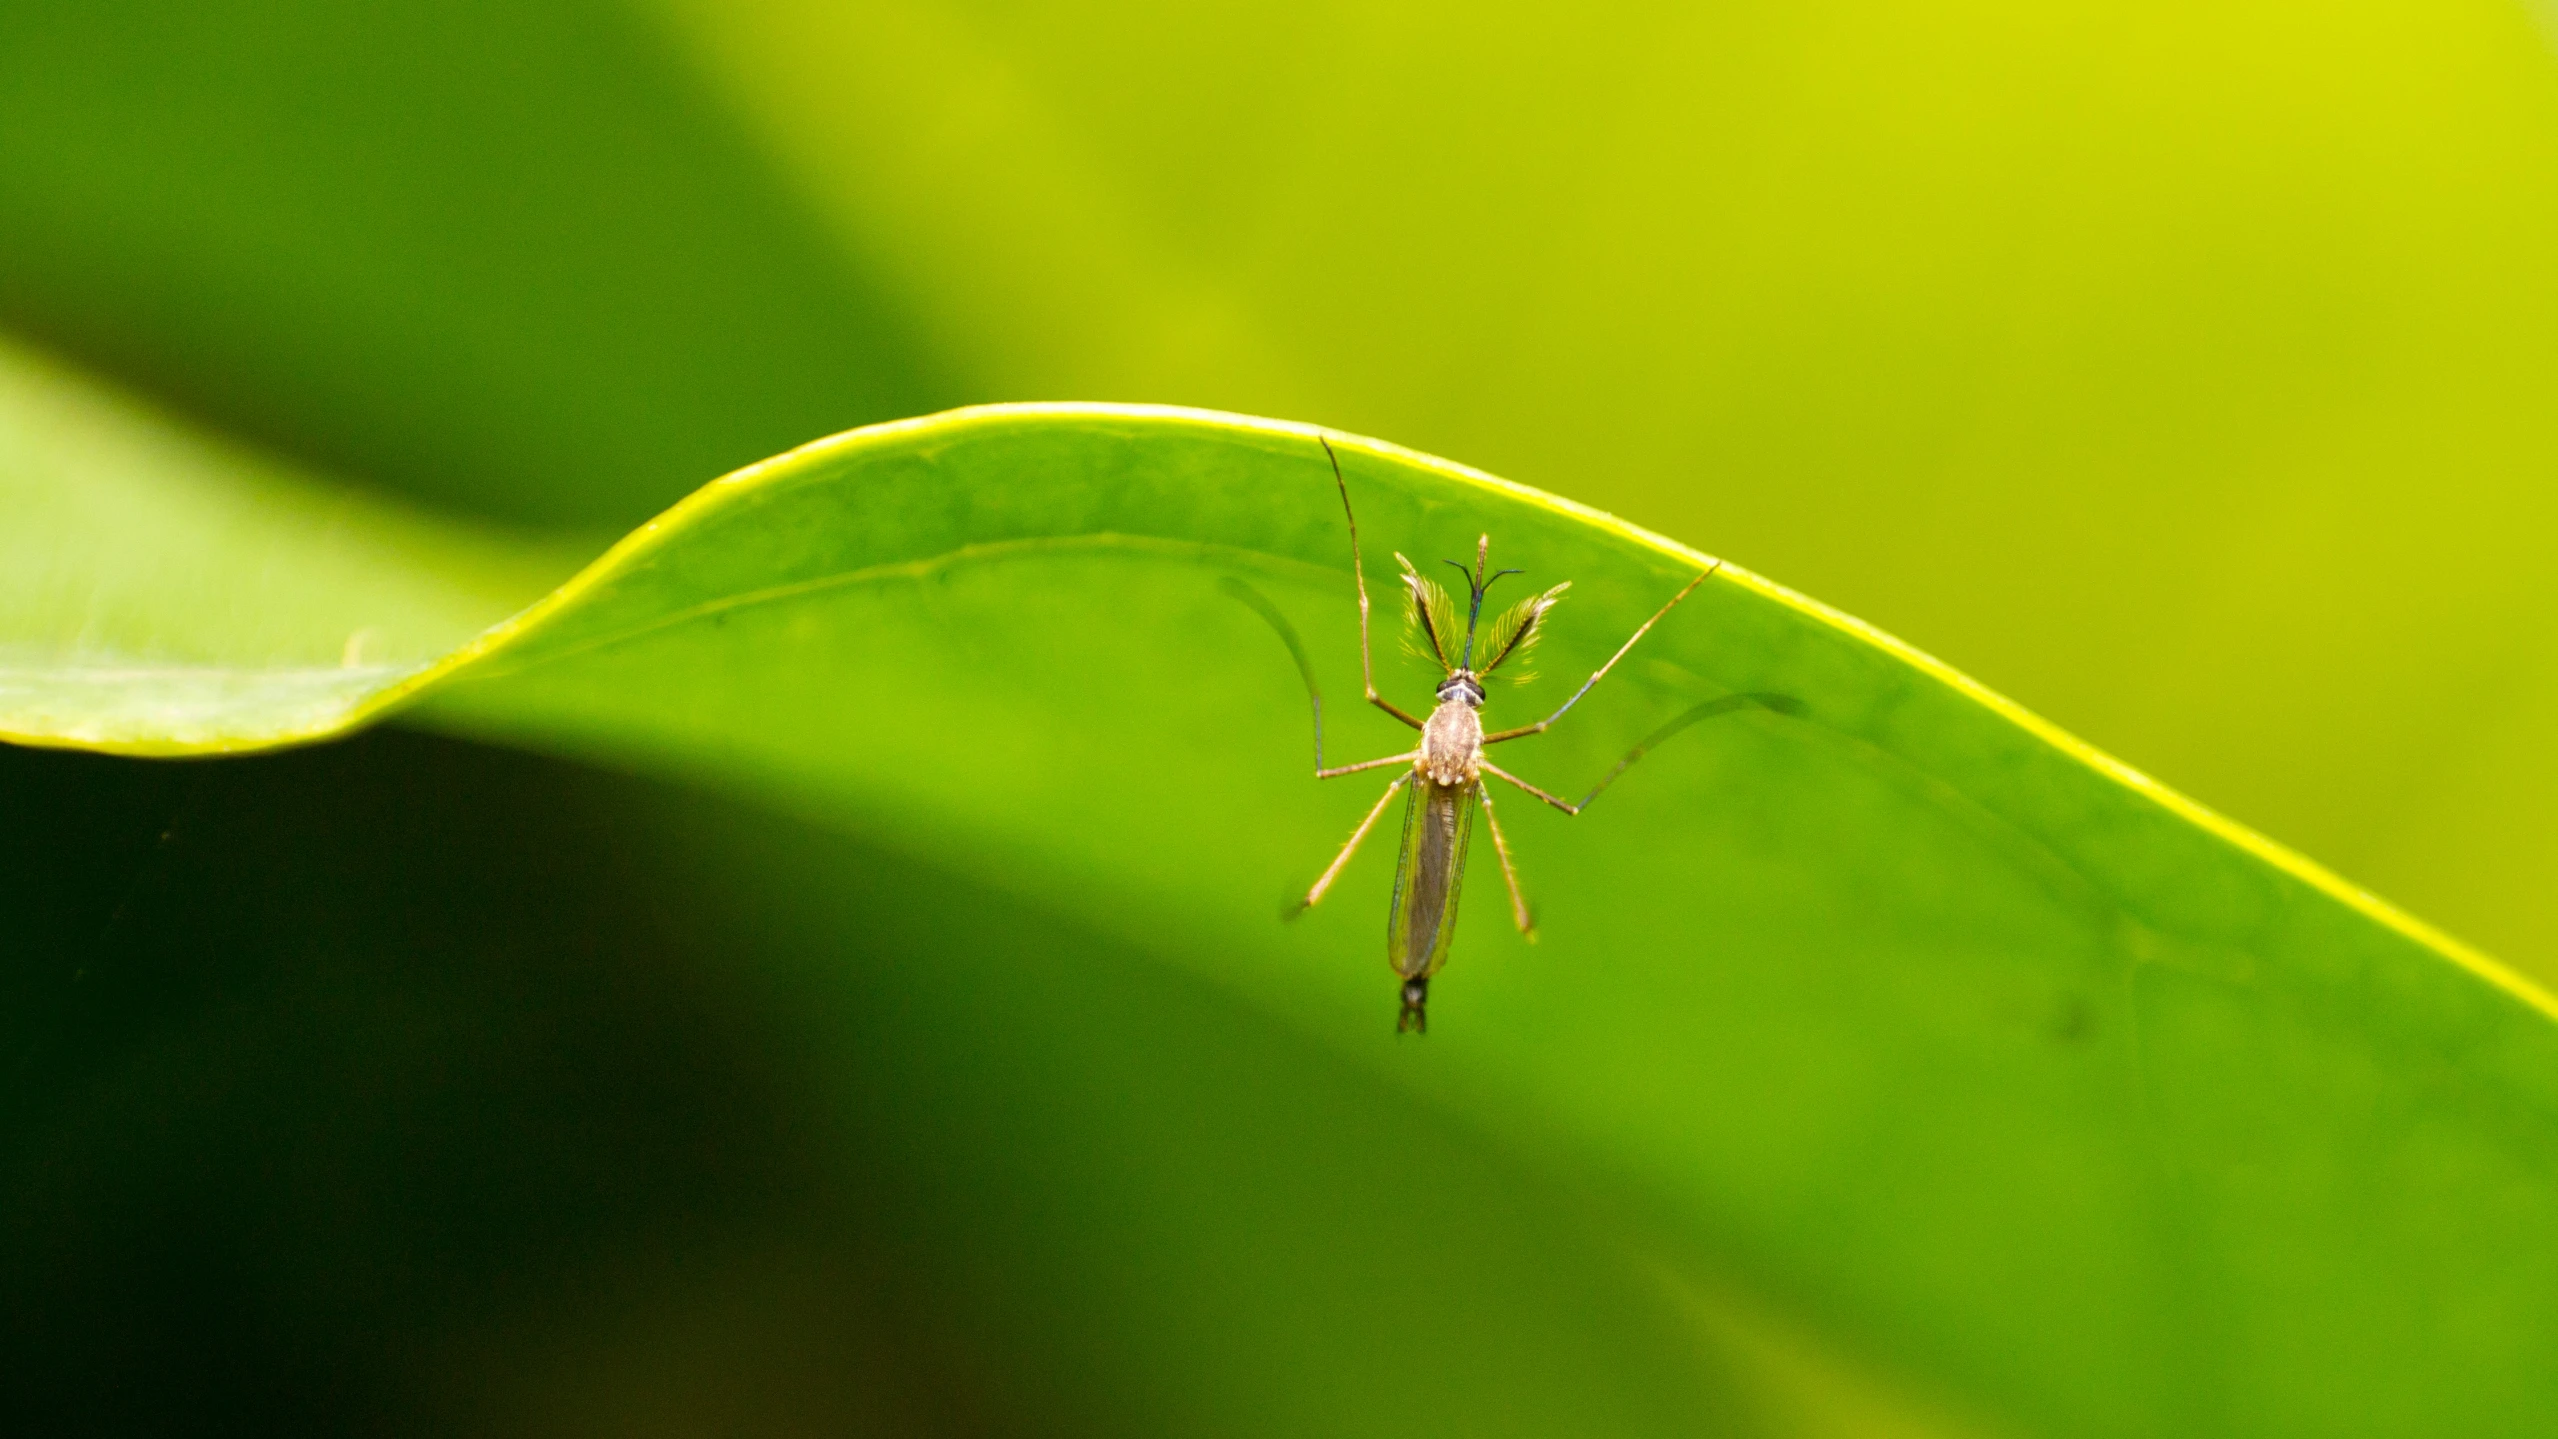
[[1285, 438, 1723, 1034]]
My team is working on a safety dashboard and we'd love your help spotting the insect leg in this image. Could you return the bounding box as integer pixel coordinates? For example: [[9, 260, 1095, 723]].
[[1318, 751, 1421, 780], [1474, 783, 1537, 940], [1485, 692, 1800, 814], [1482, 560, 1723, 745], [1564, 692, 1799, 808], [1290, 770, 1413, 917], [1322, 436, 1426, 731], [1219, 575, 1333, 773], [1479, 760, 1584, 815], [1221, 577, 1420, 777]]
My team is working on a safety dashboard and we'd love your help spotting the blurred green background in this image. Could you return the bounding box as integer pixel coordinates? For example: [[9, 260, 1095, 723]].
[[8, 1, 2558, 1432]]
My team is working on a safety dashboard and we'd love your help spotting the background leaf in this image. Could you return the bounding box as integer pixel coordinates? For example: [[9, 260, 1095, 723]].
[[0, 339, 580, 748], [0, 0, 958, 528]]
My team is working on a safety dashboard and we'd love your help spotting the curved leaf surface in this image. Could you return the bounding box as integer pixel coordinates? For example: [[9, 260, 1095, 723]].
[[8, 400, 2558, 1435], [0, 338, 579, 750], [654, 0, 2558, 971]]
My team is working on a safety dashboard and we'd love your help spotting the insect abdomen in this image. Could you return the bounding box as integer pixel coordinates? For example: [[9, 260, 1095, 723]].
[[1386, 778, 1477, 980]]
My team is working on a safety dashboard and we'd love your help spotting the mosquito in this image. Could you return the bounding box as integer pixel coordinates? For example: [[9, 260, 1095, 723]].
[[1269, 436, 1729, 1034]]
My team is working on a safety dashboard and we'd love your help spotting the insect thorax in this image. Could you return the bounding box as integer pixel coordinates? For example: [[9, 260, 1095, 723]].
[[1418, 692, 1485, 787]]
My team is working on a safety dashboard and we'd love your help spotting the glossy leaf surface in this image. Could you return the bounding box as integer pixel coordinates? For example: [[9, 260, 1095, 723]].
[[8, 389, 2554, 1435]]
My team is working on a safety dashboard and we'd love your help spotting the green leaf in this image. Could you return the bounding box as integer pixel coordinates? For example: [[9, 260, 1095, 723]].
[[11, 380, 2558, 1434], [0, 337, 583, 751], [650, 0, 2558, 971], [14, 0, 2558, 964]]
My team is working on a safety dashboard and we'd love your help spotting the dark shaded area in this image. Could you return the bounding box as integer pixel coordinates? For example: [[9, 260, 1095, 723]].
[[0, 0, 959, 529], [0, 733, 907, 1433], [0, 731, 1733, 1437]]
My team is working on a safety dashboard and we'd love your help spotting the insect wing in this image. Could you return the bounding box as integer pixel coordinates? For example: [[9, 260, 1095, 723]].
[[1385, 779, 1477, 980]]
